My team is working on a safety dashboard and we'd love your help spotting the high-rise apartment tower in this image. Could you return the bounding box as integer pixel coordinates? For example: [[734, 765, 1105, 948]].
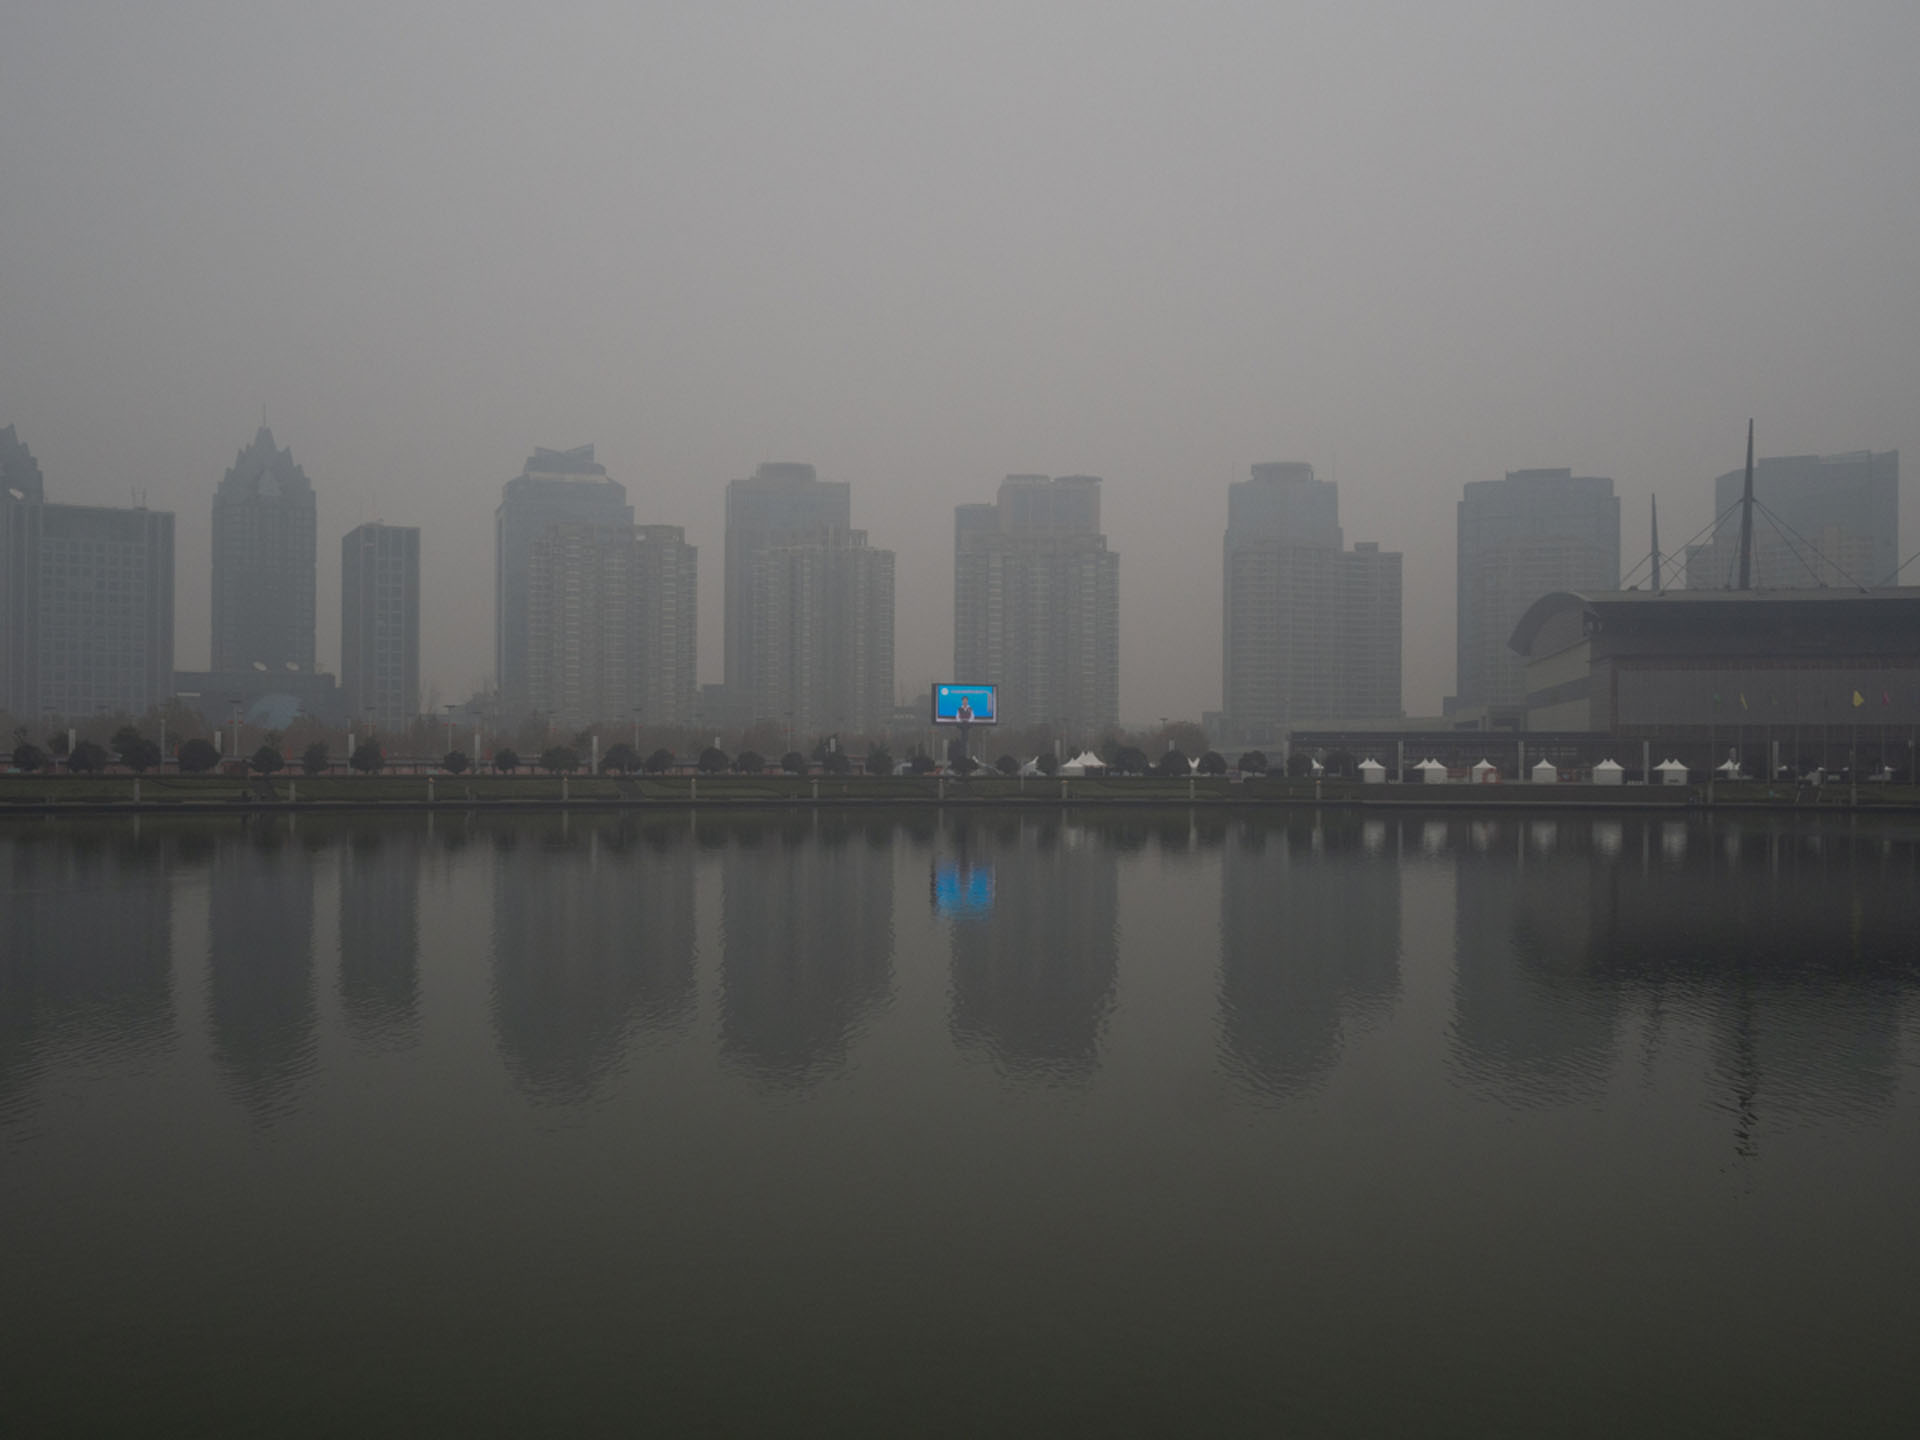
[[953, 474, 1120, 738], [724, 463, 850, 690], [1, 425, 175, 720], [1456, 470, 1619, 713], [341, 523, 420, 735], [1222, 463, 1401, 740], [724, 463, 893, 739], [495, 446, 632, 713], [525, 522, 698, 732], [0, 424, 46, 712]]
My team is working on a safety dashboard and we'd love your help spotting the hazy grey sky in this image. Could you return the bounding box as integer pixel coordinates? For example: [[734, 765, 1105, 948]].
[[3, 0, 1916, 722]]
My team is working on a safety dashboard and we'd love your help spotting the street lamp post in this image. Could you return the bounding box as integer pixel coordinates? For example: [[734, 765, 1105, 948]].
[[229, 699, 242, 765], [444, 704, 456, 755]]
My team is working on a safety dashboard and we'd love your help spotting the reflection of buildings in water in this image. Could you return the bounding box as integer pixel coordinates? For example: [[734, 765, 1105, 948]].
[[208, 829, 317, 1118], [338, 828, 421, 1050], [492, 817, 698, 1103], [1453, 818, 1918, 1137], [1590, 821, 1915, 1139], [720, 814, 893, 1087], [1451, 822, 1621, 1105], [0, 828, 174, 1114], [1218, 815, 1401, 1097], [947, 817, 1119, 1082]]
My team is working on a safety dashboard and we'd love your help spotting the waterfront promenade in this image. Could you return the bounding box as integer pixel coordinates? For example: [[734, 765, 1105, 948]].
[[1, 772, 1912, 814]]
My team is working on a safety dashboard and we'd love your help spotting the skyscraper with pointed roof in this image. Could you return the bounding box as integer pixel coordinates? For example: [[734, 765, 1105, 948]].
[[0, 423, 46, 503], [210, 427, 317, 675]]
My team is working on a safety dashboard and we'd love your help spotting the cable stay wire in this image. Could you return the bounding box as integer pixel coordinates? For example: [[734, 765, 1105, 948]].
[[1651, 499, 1873, 595], [1744, 498, 1873, 592], [1618, 499, 1742, 591], [1878, 550, 1920, 586]]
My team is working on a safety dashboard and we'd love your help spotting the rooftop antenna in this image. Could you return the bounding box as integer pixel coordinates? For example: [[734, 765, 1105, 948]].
[[1650, 494, 1662, 593], [1736, 418, 1755, 590]]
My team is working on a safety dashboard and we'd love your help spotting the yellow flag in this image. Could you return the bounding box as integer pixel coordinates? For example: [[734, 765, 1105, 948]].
[[1852, 690, 1866, 708], [1739, 693, 1748, 710]]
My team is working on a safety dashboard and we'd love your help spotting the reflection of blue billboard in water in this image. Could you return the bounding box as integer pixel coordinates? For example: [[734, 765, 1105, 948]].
[[933, 862, 995, 918], [932, 683, 997, 725]]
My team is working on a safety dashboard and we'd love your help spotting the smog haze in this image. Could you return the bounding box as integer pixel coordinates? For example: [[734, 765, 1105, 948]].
[[3, 0, 1915, 720]]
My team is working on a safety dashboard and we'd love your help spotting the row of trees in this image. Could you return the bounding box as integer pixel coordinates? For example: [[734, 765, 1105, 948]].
[[5, 699, 1261, 778], [8, 726, 1293, 781], [6, 725, 398, 778], [12, 718, 1310, 783]]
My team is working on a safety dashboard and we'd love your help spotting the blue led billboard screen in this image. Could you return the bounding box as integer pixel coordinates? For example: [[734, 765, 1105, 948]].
[[931, 683, 997, 725]]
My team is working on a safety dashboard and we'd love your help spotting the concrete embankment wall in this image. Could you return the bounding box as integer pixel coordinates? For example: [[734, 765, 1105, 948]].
[[0, 774, 1905, 815]]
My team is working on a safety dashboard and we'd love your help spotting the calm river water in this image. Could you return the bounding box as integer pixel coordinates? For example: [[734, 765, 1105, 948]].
[[5, 808, 1920, 1436]]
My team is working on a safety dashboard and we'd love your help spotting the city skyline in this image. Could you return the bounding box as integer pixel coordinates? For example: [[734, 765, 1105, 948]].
[[0, 416, 1911, 734]]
